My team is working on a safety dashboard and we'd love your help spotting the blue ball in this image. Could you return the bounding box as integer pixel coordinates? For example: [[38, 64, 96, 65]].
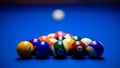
[[87, 41, 104, 58], [35, 40, 50, 58]]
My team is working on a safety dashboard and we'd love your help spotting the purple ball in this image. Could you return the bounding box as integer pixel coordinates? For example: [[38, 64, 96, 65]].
[[87, 41, 104, 57], [29, 38, 39, 48], [29, 38, 40, 56]]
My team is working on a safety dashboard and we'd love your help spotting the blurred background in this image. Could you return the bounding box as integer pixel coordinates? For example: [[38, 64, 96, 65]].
[[0, 0, 120, 68], [0, 0, 119, 4]]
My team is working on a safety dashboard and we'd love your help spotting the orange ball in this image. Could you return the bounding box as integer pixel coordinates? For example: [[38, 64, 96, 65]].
[[38, 35, 51, 45], [49, 38, 57, 49], [16, 41, 34, 58]]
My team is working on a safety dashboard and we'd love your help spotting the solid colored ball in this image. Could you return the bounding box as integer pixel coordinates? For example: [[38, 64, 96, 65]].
[[47, 33, 56, 39], [81, 38, 92, 47], [64, 33, 72, 39], [72, 36, 81, 41], [17, 41, 34, 58], [29, 38, 39, 47], [55, 31, 66, 38], [71, 41, 86, 57], [29, 38, 40, 55], [38, 35, 51, 45], [87, 41, 104, 58], [35, 41, 50, 58], [52, 40, 68, 58]]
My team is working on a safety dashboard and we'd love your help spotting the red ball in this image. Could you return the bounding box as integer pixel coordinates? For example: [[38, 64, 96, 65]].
[[71, 41, 86, 57], [55, 31, 66, 38]]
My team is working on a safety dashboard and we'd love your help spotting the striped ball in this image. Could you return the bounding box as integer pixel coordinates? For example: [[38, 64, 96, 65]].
[[87, 41, 104, 58], [81, 38, 92, 47], [64, 33, 72, 39], [71, 41, 86, 57], [52, 40, 68, 58], [63, 38, 75, 55], [49, 38, 57, 49], [72, 36, 81, 41], [47, 33, 56, 39]]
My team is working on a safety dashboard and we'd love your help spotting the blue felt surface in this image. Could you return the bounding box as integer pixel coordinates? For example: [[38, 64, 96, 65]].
[[0, 5, 120, 68]]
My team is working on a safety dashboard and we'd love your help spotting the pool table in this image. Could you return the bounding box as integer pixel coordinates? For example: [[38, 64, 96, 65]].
[[0, 4, 120, 68]]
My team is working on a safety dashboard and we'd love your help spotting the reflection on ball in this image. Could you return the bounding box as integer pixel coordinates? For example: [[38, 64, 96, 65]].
[[63, 38, 75, 53], [87, 41, 104, 58], [35, 41, 50, 58], [52, 40, 68, 58], [72, 36, 81, 41], [47, 33, 56, 38], [64, 33, 72, 39], [71, 41, 86, 57], [38, 35, 51, 45], [17, 41, 34, 58]]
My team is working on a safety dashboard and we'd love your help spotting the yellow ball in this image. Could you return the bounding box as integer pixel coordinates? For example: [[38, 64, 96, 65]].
[[16, 41, 34, 58], [63, 38, 75, 52]]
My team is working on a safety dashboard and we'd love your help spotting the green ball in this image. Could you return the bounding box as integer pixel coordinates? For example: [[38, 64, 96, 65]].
[[52, 40, 68, 58], [72, 36, 81, 41]]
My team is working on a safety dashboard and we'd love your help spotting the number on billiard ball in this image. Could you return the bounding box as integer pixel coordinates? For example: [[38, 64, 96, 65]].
[[71, 41, 86, 58], [52, 40, 68, 58]]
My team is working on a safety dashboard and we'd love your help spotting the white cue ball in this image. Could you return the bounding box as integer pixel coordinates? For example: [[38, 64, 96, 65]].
[[52, 9, 65, 21]]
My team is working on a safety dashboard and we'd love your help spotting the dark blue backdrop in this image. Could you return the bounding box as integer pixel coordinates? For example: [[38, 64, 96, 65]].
[[0, 5, 120, 68]]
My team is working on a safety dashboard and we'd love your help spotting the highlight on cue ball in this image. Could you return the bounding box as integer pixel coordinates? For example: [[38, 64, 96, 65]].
[[52, 9, 65, 21]]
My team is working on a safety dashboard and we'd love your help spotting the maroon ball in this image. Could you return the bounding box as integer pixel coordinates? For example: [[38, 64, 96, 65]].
[[71, 41, 86, 58]]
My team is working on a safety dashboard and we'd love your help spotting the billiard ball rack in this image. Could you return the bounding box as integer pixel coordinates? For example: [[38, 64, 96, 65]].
[[16, 31, 104, 59]]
